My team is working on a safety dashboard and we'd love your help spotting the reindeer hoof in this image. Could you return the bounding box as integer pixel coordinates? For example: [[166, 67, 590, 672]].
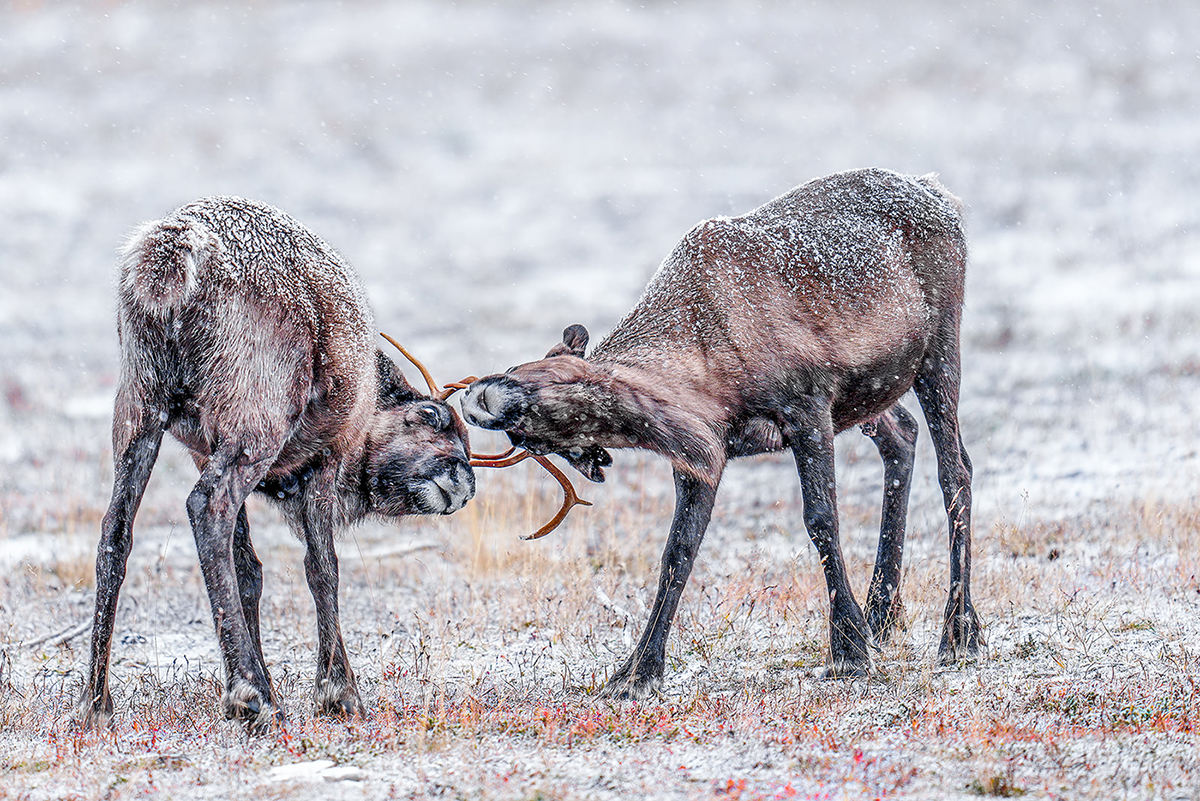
[[316, 694, 365, 719], [73, 695, 113, 732], [251, 706, 287, 735], [938, 633, 982, 665], [819, 659, 871, 680], [315, 681, 365, 719], [865, 598, 907, 644], [223, 682, 284, 734], [599, 670, 662, 700], [826, 626, 875, 677], [938, 604, 983, 664]]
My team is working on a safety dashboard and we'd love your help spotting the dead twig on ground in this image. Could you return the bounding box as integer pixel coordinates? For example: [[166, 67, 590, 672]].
[[21, 619, 90, 650]]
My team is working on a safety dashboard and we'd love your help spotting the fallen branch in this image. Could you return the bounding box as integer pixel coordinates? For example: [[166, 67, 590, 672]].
[[358, 541, 440, 560], [22, 619, 90, 650], [595, 587, 631, 621]]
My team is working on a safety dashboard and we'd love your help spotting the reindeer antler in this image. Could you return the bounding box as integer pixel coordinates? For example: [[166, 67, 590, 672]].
[[468, 447, 592, 540], [523, 454, 593, 540], [378, 333, 590, 537], [442, 377, 479, 395], [380, 332, 477, 401], [468, 446, 524, 467]]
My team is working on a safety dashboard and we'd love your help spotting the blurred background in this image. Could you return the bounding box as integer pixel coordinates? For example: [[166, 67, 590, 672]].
[[1, 0, 1198, 540]]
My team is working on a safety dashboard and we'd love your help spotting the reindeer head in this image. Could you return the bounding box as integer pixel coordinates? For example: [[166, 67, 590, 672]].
[[460, 324, 614, 483], [364, 349, 476, 516], [380, 333, 594, 539]]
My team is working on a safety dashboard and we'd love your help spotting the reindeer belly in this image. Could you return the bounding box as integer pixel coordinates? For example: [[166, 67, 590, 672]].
[[829, 344, 924, 432], [168, 405, 338, 490]]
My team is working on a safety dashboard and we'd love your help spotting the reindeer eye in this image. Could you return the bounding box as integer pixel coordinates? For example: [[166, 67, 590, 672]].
[[415, 403, 446, 429]]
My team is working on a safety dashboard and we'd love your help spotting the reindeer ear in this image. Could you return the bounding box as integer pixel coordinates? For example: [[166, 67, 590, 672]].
[[545, 324, 589, 358], [375, 350, 422, 408]]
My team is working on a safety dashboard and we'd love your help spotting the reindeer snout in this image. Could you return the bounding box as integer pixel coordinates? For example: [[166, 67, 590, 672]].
[[435, 459, 476, 514], [461, 379, 522, 429], [410, 457, 475, 516]]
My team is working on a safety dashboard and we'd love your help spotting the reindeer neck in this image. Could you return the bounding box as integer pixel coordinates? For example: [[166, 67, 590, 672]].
[[588, 357, 726, 482]]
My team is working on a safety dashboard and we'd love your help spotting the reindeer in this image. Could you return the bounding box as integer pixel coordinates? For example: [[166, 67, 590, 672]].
[[77, 196, 476, 732], [460, 168, 980, 696]]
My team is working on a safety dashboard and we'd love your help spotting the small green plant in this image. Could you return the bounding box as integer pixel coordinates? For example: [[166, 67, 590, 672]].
[[1012, 635, 1039, 659], [1117, 619, 1155, 632], [968, 775, 1026, 797]]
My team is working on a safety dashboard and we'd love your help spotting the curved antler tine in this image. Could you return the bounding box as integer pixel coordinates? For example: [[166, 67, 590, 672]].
[[469, 449, 530, 469], [468, 446, 518, 463], [380, 332, 441, 398], [438, 376, 479, 401], [522, 454, 593, 541], [468, 448, 593, 538]]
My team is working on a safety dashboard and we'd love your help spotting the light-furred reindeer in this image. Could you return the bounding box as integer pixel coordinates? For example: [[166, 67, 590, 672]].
[[78, 196, 476, 731], [461, 168, 979, 696]]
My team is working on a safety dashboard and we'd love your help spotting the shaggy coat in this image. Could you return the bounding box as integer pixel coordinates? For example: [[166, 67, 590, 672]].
[[78, 197, 475, 731], [462, 168, 978, 696]]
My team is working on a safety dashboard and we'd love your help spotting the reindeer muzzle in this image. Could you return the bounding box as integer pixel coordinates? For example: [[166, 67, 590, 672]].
[[381, 332, 591, 539]]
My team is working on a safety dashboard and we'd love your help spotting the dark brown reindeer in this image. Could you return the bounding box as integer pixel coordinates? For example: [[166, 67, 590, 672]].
[[460, 168, 979, 696], [77, 196, 476, 732]]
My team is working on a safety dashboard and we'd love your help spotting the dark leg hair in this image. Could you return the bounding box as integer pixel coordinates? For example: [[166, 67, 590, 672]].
[[781, 394, 872, 676], [913, 321, 981, 661], [186, 445, 282, 732], [300, 470, 364, 717], [602, 468, 720, 699], [76, 404, 165, 730], [231, 505, 267, 678], [862, 403, 919, 642]]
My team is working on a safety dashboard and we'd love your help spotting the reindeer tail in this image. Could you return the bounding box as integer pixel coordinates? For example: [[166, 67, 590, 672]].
[[119, 216, 219, 315]]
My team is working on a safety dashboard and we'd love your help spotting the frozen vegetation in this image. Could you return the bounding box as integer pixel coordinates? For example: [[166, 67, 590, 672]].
[[0, 1, 1198, 798]]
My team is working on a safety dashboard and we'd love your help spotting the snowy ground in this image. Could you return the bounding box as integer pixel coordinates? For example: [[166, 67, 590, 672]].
[[1, 1, 1199, 799]]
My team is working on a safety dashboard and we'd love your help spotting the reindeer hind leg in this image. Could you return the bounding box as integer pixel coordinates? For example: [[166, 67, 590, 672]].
[[187, 446, 283, 733], [76, 402, 166, 730], [913, 326, 981, 663], [862, 403, 918, 643], [232, 505, 269, 685]]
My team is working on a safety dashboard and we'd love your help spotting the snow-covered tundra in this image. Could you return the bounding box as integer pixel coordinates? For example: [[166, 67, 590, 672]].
[[462, 168, 978, 696], [77, 197, 476, 732]]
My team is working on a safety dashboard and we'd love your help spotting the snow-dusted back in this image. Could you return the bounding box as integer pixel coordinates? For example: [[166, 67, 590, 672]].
[[117, 197, 374, 468], [122, 196, 371, 337], [596, 168, 963, 372], [114, 195, 474, 523]]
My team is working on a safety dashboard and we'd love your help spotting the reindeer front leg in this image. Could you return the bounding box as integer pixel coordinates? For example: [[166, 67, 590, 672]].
[[782, 395, 873, 677], [602, 469, 719, 699], [300, 476, 364, 718]]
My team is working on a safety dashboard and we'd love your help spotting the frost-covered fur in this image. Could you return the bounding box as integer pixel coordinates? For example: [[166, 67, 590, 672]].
[[77, 196, 475, 732], [462, 168, 978, 696]]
